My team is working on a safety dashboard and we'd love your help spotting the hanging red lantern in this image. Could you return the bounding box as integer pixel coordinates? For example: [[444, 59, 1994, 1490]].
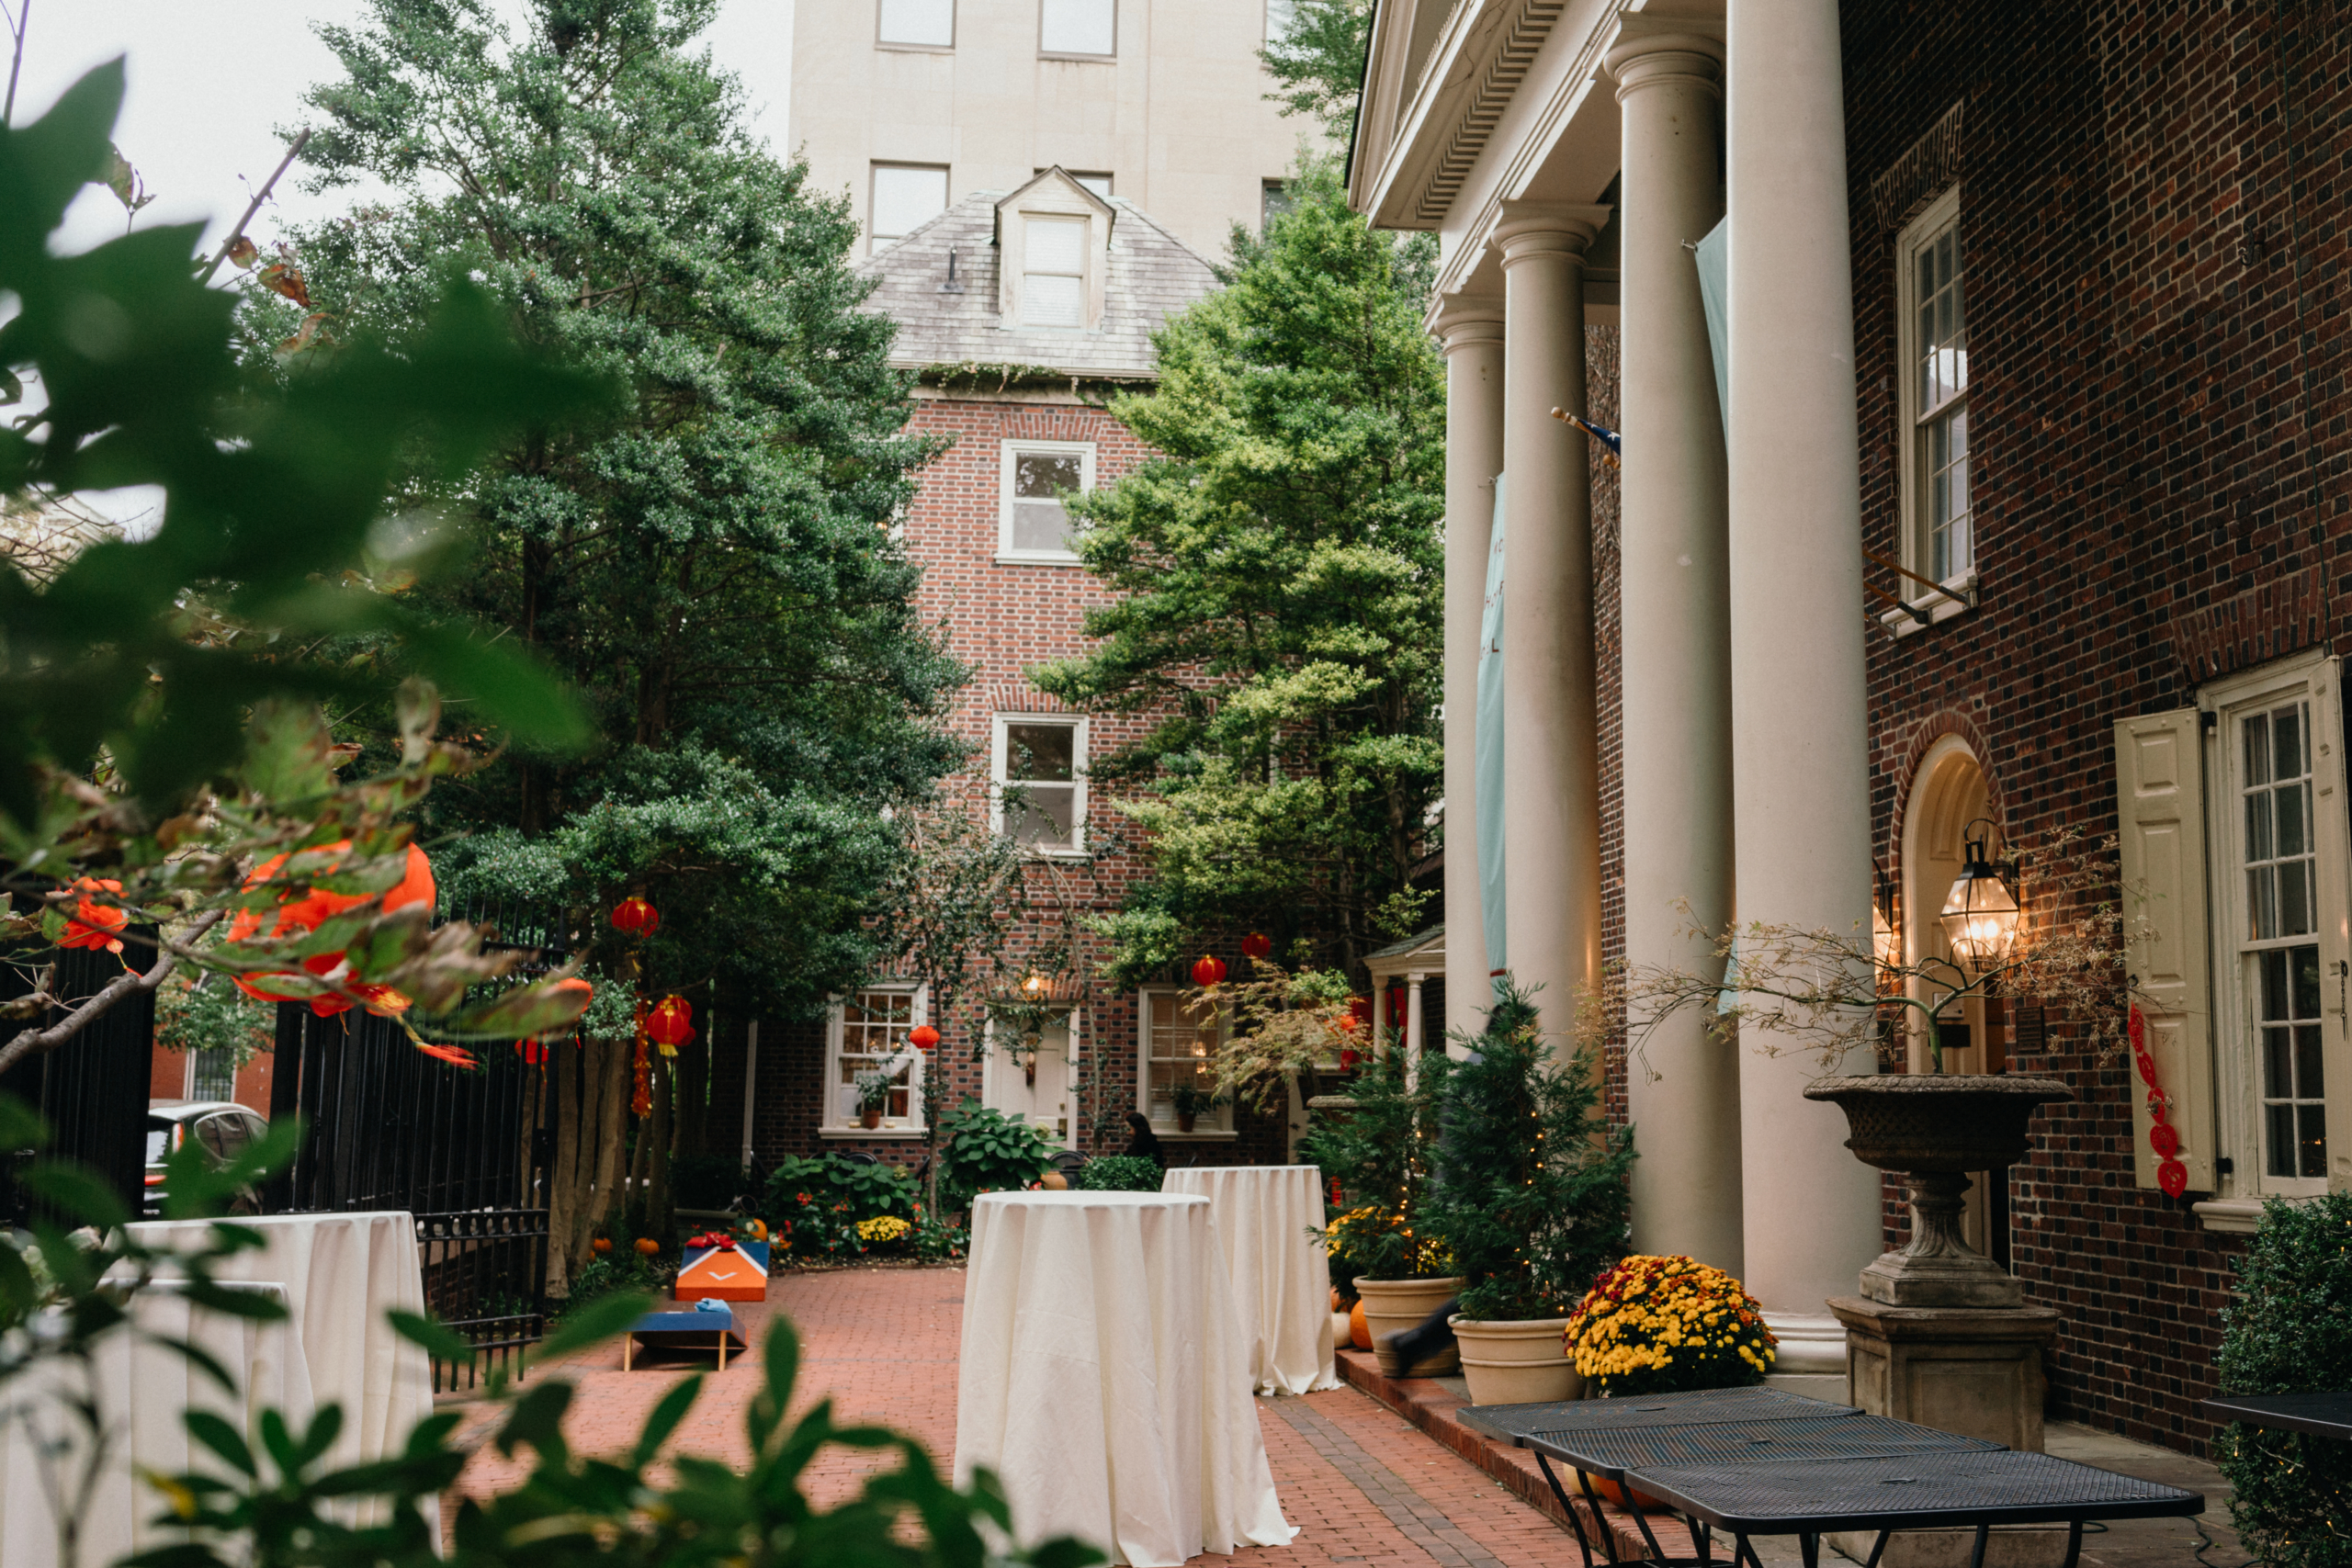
[[230, 841, 434, 1014], [516, 1037, 550, 1065], [1241, 932, 1272, 962], [645, 993, 695, 1053], [1348, 995, 1372, 1027], [1191, 954, 1227, 987], [58, 877, 129, 954], [910, 1023, 941, 1051], [609, 897, 660, 937]]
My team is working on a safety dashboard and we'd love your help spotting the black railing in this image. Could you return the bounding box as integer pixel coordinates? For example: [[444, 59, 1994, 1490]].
[[417, 1207, 550, 1392], [0, 937, 160, 1226]]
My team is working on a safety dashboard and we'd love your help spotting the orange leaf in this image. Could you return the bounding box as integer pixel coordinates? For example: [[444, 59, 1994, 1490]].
[[258, 261, 311, 309], [276, 311, 334, 361], [226, 236, 259, 270]]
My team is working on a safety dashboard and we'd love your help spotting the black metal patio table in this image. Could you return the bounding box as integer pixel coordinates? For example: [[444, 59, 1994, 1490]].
[[1624, 1450, 2202, 1568], [2200, 1391, 2352, 1441], [1458, 1386, 1862, 1447]]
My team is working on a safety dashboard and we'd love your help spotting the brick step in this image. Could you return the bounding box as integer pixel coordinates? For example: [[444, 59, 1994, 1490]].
[[1335, 1347, 1732, 1562]]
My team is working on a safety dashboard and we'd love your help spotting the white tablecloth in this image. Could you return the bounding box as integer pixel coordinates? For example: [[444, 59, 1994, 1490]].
[[129, 1212, 433, 1478], [956, 1191, 1296, 1566], [0, 1282, 312, 1567], [1161, 1165, 1338, 1395]]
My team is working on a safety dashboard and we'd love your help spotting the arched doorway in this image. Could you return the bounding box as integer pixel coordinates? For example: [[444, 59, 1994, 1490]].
[[1899, 735, 2007, 1263]]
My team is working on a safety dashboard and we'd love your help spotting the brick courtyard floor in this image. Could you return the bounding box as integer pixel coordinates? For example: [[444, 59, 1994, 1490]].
[[450, 1265, 2239, 1568], [453, 1261, 1589, 1565]]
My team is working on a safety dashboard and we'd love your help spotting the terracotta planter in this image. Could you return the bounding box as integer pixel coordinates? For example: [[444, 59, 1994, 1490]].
[[860, 1106, 882, 1130], [1354, 1275, 1464, 1376], [1803, 1073, 2071, 1307], [1176, 1111, 1197, 1133], [1450, 1314, 1581, 1405]]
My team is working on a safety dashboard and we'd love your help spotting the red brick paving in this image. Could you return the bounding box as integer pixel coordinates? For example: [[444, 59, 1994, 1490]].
[[450, 1264, 1593, 1564]]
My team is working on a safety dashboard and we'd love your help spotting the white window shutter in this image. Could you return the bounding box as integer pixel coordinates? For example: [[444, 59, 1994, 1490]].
[[2299, 660, 2352, 1192], [2114, 708, 2217, 1192]]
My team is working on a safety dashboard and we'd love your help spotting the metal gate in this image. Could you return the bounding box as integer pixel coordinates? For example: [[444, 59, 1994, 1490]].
[[0, 939, 160, 1226]]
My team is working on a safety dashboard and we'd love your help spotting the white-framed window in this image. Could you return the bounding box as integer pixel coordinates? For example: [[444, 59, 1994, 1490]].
[[869, 163, 949, 253], [1041, 0, 1115, 56], [998, 437, 1093, 560], [1137, 987, 1233, 1134], [1021, 215, 1089, 327], [878, 0, 954, 46], [823, 984, 929, 1131], [2203, 658, 2348, 1198], [990, 714, 1087, 854], [1895, 187, 1970, 593]]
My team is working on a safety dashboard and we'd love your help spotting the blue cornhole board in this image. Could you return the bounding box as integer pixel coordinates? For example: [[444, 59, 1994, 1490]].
[[625, 1304, 743, 1371]]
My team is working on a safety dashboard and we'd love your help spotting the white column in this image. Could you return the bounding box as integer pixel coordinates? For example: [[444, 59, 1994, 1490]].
[[1404, 971, 1427, 1089], [1497, 203, 1609, 1055], [1436, 299, 1507, 1053], [1607, 30, 1745, 1276], [1725, 0, 1883, 1380]]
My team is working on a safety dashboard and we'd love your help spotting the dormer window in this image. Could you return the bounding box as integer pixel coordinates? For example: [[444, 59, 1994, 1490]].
[[994, 167, 1115, 331], [1023, 219, 1087, 326]]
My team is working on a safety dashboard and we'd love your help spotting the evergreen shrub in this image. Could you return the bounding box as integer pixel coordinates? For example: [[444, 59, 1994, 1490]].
[[2216, 1192, 2352, 1568], [1301, 1046, 1451, 1286], [1074, 1155, 1164, 1192]]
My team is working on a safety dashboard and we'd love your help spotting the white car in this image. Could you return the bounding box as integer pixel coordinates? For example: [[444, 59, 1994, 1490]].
[[144, 1100, 267, 1217]]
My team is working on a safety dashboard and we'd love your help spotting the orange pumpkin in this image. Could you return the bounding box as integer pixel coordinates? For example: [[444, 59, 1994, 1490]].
[[1589, 1475, 1667, 1511], [745, 1218, 769, 1242], [592, 1237, 612, 1256], [1348, 1300, 1371, 1351], [634, 1236, 660, 1258]]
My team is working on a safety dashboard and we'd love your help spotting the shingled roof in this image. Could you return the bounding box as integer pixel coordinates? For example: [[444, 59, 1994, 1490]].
[[856, 175, 1222, 383]]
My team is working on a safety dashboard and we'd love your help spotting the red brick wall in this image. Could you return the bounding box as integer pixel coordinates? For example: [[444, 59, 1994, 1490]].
[[1830, 0, 2352, 1454]]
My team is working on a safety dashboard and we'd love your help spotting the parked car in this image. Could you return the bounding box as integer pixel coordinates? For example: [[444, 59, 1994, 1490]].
[[144, 1100, 267, 1217]]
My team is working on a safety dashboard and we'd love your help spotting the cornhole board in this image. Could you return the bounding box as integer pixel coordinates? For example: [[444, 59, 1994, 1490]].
[[625, 1306, 743, 1371], [673, 1239, 771, 1303]]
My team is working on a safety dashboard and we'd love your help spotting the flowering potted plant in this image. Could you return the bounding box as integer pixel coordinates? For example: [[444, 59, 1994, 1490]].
[[1427, 981, 1634, 1404], [1564, 1254, 1776, 1394]]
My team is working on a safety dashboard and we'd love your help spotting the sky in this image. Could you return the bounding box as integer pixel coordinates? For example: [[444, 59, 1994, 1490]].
[[22, 0, 801, 258]]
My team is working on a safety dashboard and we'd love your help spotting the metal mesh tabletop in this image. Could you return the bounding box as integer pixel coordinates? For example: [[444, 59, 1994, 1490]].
[[1622, 1450, 2204, 1534], [2201, 1392, 2352, 1442], [1526, 1415, 1999, 1481], [1458, 1386, 1859, 1445]]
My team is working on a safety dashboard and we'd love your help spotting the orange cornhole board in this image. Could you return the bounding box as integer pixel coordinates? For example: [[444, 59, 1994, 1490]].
[[674, 1239, 770, 1303]]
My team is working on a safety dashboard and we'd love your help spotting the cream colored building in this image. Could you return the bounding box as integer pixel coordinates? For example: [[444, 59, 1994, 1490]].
[[788, 0, 1316, 261]]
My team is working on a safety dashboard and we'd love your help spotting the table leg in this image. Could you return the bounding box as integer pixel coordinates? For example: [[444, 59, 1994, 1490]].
[[1862, 1531, 1891, 1568], [624, 1335, 633, 1372], [2061, 1521, 2083, 1568], [1966, 1524, 1991, 1568], [718, 1333, 728, 1371], [1799, 1532, 1819, 1568], [1534, 1453, 1598, 1568], [1625, 1491, 1679, 1566], [1736, 1534, 1761, 1568], [1576, 1466, 1624, 1564]]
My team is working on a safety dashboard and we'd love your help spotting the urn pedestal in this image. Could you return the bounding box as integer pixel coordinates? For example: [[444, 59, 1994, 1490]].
[[1803, 1075, 2075, 1568]]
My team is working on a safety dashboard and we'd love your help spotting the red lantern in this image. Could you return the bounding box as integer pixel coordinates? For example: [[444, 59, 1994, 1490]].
[[59, 877, 129, 954], [610, 897, 660, 937], [1348, 996, 1372, 1028], [910, 1023, 941, 1051], [645, 994, 694, 1050], [1191, 954, 1227, 987], [1241, 932, 1272, 961], [516, 1037, 550, 1065]]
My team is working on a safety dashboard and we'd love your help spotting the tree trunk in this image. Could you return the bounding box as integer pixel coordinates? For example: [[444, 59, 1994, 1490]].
[[545, 1039, 582, 1297], [585, 1035, 629, 1262], [677, 1029, 708, 1157]]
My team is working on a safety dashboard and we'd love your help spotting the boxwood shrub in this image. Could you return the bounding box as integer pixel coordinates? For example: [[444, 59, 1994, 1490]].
[[1074, 1154, 1164, 1192], [2215, 1191, 2352, 1568]]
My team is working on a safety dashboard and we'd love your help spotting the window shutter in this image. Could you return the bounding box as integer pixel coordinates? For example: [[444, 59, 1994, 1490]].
[[2301, 661, 2352, 1192], [2114, 708, 2217, 1192]]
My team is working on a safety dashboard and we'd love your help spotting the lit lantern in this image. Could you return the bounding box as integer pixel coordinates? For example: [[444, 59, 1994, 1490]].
[[1939, 819, 2020, 970], [59, 877, 129, 953], [645, 994, 695, 1054], [229, 841, 435, 1016], [910, 1023, 941, 1051], [1241, 932, 1272, 961], [1191, 954, 1227, 987], [516, 1037, 550, 1065], [610, 897, 660, 937]]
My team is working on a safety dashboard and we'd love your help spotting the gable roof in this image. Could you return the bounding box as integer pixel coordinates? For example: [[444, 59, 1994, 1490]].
[[856, 181, 1222, 382]]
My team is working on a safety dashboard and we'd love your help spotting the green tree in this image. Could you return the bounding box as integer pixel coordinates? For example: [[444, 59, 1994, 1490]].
[[273, 0, 968, 1271], [1260, 0, 1374, 143], [1032, 159, 1445, 982]]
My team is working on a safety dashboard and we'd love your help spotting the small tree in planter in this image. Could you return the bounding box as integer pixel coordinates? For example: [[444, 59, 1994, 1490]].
[[1300, 1043, 1460, 1371], [1427, 980, 1634, 1403]]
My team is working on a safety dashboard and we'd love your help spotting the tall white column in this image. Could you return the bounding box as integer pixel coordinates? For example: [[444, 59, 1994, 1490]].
[[1607, 31, 1745, 1276], [1497, 204, 1609, 1054], [1725, 0, 1883, 1382], [1405, 970, 1427, 1089], [1437, 299, 1507, 1052]]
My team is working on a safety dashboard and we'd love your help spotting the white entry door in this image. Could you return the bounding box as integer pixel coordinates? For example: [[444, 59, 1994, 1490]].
[[983, 1017, 1076, 1148]]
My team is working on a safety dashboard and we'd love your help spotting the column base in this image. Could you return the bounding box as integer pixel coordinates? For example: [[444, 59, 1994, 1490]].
[[1826, 1295, 2066, 1568], [1762, 1309, 1848, 1402]]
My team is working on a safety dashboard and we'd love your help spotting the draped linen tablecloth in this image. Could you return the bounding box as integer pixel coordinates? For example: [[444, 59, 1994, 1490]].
[[0, 1281, 312, 1568], [129, 1211, 433, 1476], [1161, 1165, 1338, 1396], [955, 1191, 1296, 1567]]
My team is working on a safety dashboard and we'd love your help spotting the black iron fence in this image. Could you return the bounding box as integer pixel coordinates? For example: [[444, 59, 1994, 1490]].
[[0, 938, 159, 1226]]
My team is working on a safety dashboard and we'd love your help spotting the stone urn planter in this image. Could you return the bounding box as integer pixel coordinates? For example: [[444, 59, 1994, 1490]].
[[1450, 1314, 1581, 1404], [1354, 1275, 1464, 1376], [1802, 1074, 2072, 1307]]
